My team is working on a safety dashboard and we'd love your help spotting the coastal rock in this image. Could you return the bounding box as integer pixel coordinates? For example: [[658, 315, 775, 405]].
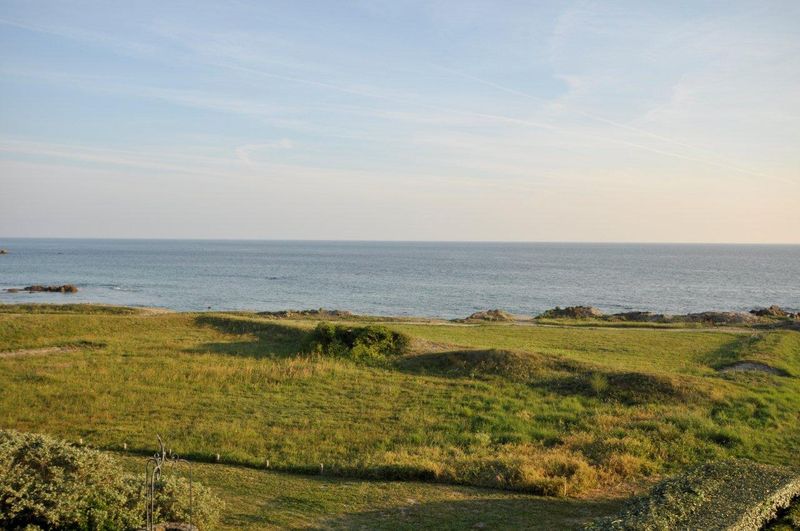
[[0, 249, 7, 254], [683, 311, 757, 325], [610, 311, 668, 322], [750, 305, 789, 318], [538, 306, 604, 319], [22, 284, 79, 293], [465, 309, 515, 322], [258, 308, 353, 319]]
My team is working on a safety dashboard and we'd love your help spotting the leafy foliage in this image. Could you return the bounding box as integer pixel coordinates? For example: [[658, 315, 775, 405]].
[[587, 459, 800, 530], [763, 497, 800, 530], [310, 322, 410, 362], [0, 429, 140, 530], [147, 475, 223, 529], [0, 429, 221, 530]]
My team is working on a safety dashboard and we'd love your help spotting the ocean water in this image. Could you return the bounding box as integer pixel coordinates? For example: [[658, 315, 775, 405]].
[[0, 239, 798, 318]]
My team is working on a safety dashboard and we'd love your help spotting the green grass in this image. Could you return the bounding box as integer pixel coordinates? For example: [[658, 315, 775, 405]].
[[115, 454, 622, 530], [0, 303, 143, 315], [391, 322, 744, 373], [1, 304, 799, 526]]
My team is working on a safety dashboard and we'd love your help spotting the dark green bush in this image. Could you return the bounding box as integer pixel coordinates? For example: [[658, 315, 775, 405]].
[[310, 322, 409, 362], [0, 430, 222, 530]]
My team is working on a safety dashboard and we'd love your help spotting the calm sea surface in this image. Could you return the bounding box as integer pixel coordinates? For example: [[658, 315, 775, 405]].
[[0, 239, 798, 318]]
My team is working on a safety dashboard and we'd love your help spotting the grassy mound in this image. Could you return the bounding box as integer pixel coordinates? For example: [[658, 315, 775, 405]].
[[587, 459, 800, 530], [543, 371, 702, 405], [398, 349, 699, 405], [0, 429, 222, 530], [396, 349, 557, 381]]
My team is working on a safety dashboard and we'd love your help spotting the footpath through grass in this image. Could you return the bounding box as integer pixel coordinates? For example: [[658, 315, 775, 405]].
[[1, 305, 799, 505]]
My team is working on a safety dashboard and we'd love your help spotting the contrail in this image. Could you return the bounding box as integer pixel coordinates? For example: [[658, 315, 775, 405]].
[[434, 65, 782, 182]]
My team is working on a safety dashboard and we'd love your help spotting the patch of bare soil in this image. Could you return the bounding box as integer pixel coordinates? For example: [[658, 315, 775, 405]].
[[0, 342, 104, 359], [719, 361, 787, 375]]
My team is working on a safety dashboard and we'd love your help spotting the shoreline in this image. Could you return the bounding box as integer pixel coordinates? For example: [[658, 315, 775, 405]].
[[1, 301, 797, 325]]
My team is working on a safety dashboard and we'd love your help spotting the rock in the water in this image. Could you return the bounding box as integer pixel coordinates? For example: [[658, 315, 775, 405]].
[[465, 309, 514, 321], [538, 306, 604, 319], [0, 249, 7, 254], [23, 284, 79, 293]]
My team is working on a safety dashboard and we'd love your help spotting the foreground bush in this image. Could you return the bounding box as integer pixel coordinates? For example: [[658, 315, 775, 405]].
[[764, 497, 800, 530], [587, 459, 800, 530], [148, 475, 223, 529], [310, 322, 409, 362], [0, 430, 221, 530]]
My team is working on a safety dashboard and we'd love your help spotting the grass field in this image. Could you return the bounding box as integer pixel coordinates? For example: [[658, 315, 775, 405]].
[[114, 455, 622, 529], [1, 304, 798, 527]]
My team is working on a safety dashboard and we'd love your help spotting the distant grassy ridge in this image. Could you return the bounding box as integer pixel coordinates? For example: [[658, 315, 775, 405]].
[[0, 303, 144, 315], [1, 306, 799, 498]]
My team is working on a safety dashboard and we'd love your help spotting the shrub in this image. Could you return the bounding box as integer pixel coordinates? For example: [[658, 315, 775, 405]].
[[310, 322, 409, 362], [587, 459, 800, 530], [588, 373, 609, 395], [0, 430, 140, 530], [764, 497, 800, 530], [146, 475, 223, 529], [0, 430, 222, 530]]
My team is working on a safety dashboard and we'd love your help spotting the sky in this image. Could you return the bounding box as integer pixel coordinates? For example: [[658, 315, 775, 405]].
[[0, 1, 798, 243]]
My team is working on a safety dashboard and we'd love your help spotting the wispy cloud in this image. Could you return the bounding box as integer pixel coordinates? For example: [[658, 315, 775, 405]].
[[235, 139, 294, 165], [1, 1, 797, 241]]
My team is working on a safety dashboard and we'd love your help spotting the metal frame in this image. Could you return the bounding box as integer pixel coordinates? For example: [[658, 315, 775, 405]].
[[144, 435, 194, 530]]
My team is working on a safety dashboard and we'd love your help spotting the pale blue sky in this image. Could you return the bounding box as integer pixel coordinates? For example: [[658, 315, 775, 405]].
[[1, 1, 798, 242]]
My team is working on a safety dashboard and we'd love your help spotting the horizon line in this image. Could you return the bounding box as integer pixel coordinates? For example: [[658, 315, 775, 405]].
[[1, 236, 799, 246]]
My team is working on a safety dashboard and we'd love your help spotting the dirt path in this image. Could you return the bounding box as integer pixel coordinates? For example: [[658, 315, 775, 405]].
[[0, 345, 80, 359], [719, 361, 787, 375], [0, 342, 104, 359]]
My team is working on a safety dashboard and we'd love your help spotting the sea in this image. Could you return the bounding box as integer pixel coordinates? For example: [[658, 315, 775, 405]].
[[0, 239, 798, 318]]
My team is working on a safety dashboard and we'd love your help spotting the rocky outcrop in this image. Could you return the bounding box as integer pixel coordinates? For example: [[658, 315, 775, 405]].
[[536, 307, 778, 325], [610, 311, 760, 324], [21, 284, 79, 293], [465, 309, 515, 322], [258, 308, 353, 319], [538, 306, 604, 319], [750, 305, 791, 318], [609, 311, 668, 322], [682, 311, 758, 325], [0, 249, 8, 254]]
